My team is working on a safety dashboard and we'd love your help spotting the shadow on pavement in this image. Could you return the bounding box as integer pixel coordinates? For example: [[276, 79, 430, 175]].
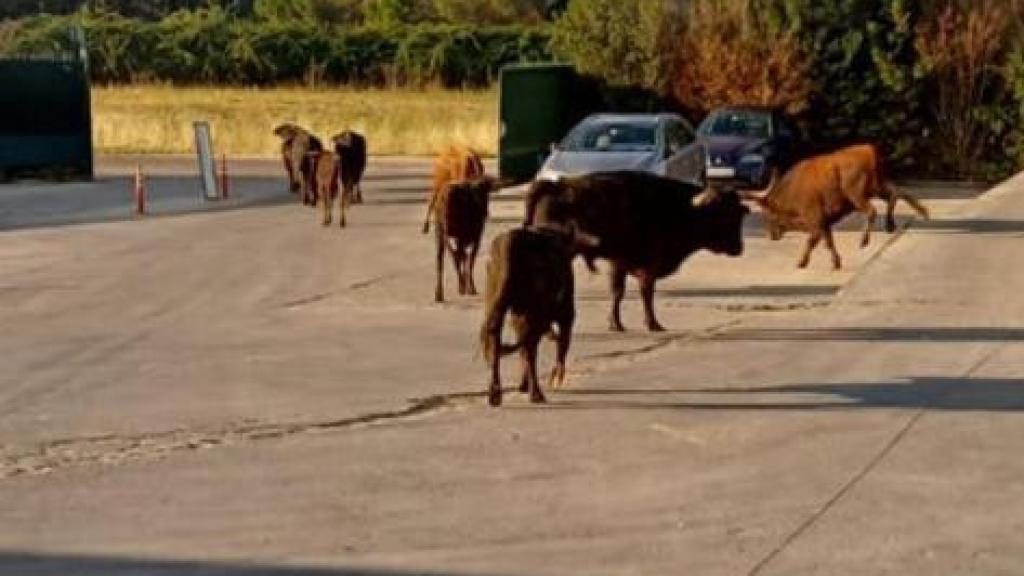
[[0, 552, 496, 576], [712, 327, 1024, 342], [554, 377, 1024, 412], [915, 217, 1024, 235]]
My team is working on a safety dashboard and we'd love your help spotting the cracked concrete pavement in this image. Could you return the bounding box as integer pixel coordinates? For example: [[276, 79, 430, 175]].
[[0, 159, 1018, 575]]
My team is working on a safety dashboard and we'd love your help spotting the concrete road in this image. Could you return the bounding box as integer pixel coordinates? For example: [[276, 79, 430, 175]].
[[0, 160, 1018, 576]]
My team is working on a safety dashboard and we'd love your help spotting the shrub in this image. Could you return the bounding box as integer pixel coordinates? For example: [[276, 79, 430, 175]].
[[671, 0, 811, 117], [915, 0, 1015, 178], [550, 0, 673, 91]]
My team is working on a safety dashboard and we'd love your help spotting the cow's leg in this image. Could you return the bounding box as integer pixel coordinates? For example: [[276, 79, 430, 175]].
[[885, 186, 899, 233], [449, 240, 466, 295], [434, 226, 446, 303], [638, 272, 665, 332], [422, 190, 438, 234], [339, 184, 349, 228], [852, 197, 877, 248], [549, 314, 574, 389], [525, 334, 546, 404], [488, 322, 503, 407], [466, 241, 480, 296], [320, 185, 331, 226], [798, 230, 822, 269], [353, 181, 364, 204], [861, 204, 877, 248], [608, 264, 628, 332], [823, 227, 842, 270]]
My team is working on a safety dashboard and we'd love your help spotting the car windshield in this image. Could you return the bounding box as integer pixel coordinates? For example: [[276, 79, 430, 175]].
[[703, 111, 772, 139], [561, 120, 658, 153]]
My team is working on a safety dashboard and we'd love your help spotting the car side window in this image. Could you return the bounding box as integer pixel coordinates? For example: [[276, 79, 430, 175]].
[[665, 121, 694, 154]]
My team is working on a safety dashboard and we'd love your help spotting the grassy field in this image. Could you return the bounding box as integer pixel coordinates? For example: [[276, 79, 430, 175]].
[[92, 86, 499, 157]]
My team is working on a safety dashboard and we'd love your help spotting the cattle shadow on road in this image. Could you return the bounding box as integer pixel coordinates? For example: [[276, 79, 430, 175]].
[[573, 284, 840, 302], [915, 217, 1024, 235], [553, 377, 1024, 412], [712, 327, 1024, 342], [0, 552, 494, 576]]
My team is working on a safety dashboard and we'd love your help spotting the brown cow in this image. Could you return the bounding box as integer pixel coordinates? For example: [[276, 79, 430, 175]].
[[481, 225, 594, 406], [273, 123, 323, 206], [526, 171, 749, 332], [432, 177, 495, 302], [742, 144, 929, 270], [316, 152, 350, 228], [422, 145, 485, 234]]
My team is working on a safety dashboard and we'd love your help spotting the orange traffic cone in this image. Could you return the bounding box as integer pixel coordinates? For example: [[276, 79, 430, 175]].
[[134, 164, 146, 216], [219, 154, 230, 200]]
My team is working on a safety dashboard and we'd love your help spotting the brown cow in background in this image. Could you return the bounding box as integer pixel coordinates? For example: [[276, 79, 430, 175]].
[[316, 152, 351, 228], [273, 123, 323, 206], [742, 144, 929, 270], [432, 177, 495, 302], [423, 145, 485, 233]]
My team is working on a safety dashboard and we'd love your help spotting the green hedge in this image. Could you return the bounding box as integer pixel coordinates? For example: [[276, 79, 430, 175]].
[[5, 10, 553, 86]]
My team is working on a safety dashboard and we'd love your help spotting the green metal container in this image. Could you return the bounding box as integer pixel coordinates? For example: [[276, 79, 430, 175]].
[[499, 63, 586, 184], [0, 53, 93, 180]]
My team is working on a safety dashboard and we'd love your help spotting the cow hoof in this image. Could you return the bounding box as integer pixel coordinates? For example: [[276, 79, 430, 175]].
[[488, 390, 502, 407], [609, 322, 626, 333], [529, 390, 547, 404], [647, 322, 666, 333], [886, 221, 897, 233], [797, 261, 809, 269], [322, 221, 331, 227]]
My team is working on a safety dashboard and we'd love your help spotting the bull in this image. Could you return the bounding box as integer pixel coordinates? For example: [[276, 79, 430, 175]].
[[273, 123, 323, 206], [432, 177, 495, 302], [423, 145, 485, 234], [526, 171, 749, 332], [741, 144, 929, 270], [332, 130, 367, 205], [481, 225, 595, 406]]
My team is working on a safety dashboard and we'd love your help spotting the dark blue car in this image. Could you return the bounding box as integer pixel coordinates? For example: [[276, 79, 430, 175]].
[[698, 107, 799, 189]]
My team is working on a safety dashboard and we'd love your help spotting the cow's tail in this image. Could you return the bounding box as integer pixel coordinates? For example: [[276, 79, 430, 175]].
[[480, 237, 518, 363], [885, 180, 930, 220]]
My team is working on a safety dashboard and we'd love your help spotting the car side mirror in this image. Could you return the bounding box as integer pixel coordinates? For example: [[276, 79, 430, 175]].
[[549, 142, 560, 153]]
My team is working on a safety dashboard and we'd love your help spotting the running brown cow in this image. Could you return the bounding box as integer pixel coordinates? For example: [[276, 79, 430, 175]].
[[332, 130, 367, 205], [526, 171, 749, 333], [432, 177, 495, 302], [273, 123, 323, 206], [741, 144, 929, 270], [481, 225, 595, 406], [422, 145, 485, 233]]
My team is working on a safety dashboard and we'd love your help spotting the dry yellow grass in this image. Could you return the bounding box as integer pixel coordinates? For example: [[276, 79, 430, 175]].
[[92, 85, 498, 157]]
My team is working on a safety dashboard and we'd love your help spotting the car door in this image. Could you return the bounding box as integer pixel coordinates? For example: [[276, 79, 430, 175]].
[[662, 118, 705, 187]]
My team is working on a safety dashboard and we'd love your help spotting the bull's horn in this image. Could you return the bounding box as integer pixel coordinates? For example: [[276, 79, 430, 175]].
[[738, 171, 779, 201], [692, 187, 721, 207]]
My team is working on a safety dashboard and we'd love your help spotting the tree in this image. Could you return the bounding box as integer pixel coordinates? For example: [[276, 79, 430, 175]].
[[550, 0, 675, 90], [672, 0, 811, 116]]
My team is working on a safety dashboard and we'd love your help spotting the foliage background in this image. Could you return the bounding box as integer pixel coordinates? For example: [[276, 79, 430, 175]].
[[1, 0, 1023, 178]]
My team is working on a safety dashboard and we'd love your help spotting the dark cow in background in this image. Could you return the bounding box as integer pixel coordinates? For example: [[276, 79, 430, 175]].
[[423, 145, 485, 233], [333, 130, 367, 205], [273, 123, 323, 206], [481, 226, 594, 406], [526, 171, 749, 332], [741, 144, 929, 270], [432, 177, 495, 302]]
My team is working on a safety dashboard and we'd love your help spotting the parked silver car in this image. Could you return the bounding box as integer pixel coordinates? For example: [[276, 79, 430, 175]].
[[536, 113, 705, 186]]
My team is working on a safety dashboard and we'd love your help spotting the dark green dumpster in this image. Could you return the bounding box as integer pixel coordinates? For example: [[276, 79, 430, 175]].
[[499, 63, 586, 184]]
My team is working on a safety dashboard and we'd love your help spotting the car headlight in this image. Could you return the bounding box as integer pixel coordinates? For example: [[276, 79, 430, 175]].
[[739, 153, 765, 165]]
